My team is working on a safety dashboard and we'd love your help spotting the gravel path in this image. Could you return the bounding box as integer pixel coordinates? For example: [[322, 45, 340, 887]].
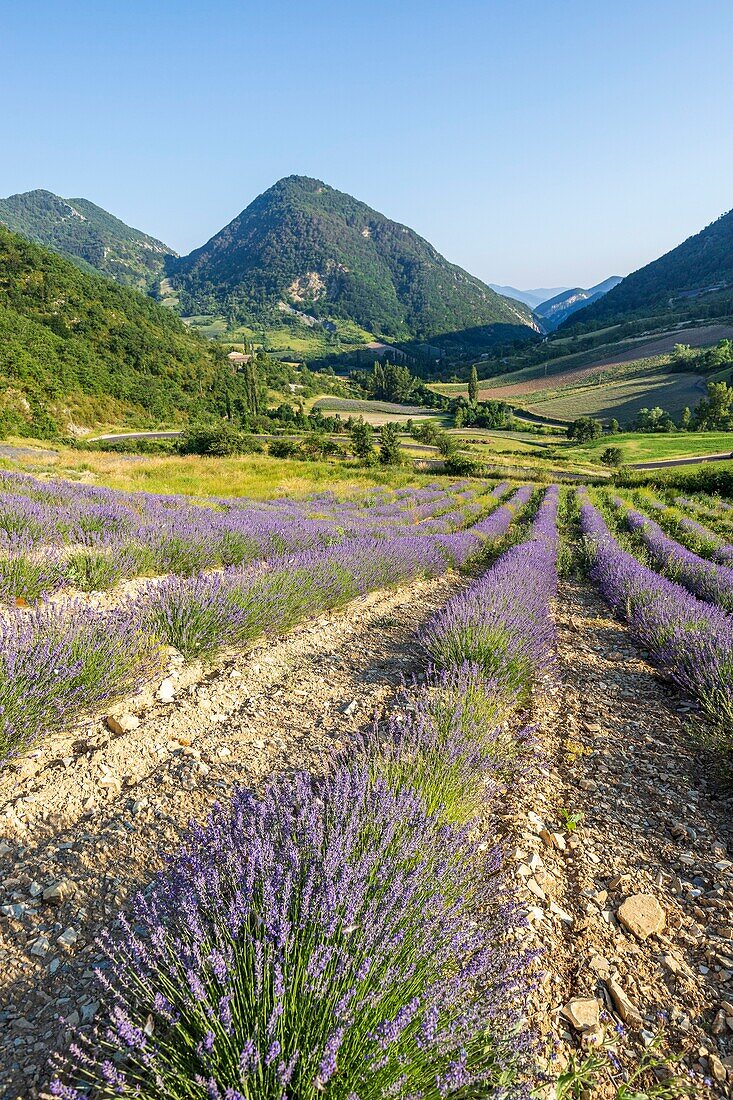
[[0, 572, 462, 1098], [520, 579, 733, 1096]]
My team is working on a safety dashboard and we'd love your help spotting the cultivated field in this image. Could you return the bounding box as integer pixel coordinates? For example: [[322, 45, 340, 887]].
[[1, 463, 732, 1098], [524, 364, 708, 423], [432, 323, 733, 402], [312, 396, 446, 425]]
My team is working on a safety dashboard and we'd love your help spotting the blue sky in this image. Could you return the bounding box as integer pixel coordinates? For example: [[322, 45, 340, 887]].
[[2, 0, 732, 287]]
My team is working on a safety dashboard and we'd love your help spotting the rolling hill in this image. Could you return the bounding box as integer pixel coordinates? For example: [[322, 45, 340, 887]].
[[168, 175, 539, 345], [0, 225, 224, 434], [0, 189, 175, 289], [563, 207, 733, 331], [534, 276, 622, 331]]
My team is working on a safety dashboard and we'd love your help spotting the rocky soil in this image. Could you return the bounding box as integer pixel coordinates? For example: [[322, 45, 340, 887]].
[[0, 573, 462, 1098], [517, 578, 733, 1097]]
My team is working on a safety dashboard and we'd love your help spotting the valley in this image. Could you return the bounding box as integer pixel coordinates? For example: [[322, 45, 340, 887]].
[[6, 3, 733, 1097]]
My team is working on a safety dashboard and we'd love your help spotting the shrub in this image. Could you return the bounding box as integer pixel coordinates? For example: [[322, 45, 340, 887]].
[[600, 445, 623, 467], [177, 423, 263, 457]]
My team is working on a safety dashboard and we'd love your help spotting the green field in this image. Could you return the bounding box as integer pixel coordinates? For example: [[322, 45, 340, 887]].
[[571, 430, 733, 465]]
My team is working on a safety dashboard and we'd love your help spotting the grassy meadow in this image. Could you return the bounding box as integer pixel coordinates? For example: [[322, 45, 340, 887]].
[[0, 440, 435, 499], [571, 430, 733, 465]]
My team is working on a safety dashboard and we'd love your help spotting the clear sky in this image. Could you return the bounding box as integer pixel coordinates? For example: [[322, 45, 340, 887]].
[[2, 0, 732, 288]]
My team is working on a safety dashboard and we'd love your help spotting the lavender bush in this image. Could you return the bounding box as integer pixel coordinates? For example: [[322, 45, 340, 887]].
[[365, 664, 532, 826], [0, 605, 163, 761], [52, 767, 531, 1099]]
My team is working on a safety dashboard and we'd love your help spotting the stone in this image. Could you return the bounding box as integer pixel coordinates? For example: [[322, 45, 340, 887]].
[[98, 772, 122, 796], [43, 879, 75, 904], [342, 699, 358, 716], [156, 677, 177, 704], [709, 1053, 727, 1083], [617, 894, 666, 940], [549, 901, 574, 924], [57, 927, 78, 949], [606, 978, 643, 1028], [561, 997, 601, 1033], [105, 714, 140, 735]]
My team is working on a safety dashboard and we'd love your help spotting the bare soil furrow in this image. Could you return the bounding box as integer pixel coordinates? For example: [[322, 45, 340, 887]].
[[0, 571, 462, 1098], [521, 579, 733, 1096]]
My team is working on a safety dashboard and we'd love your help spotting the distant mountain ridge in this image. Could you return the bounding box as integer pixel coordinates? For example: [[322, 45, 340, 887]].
[[535, 276, 623, 331], [488, 284, 570, 310], [168, 176, 539, 345], [564, 208, 733, 331], [0, 189, 176, 288]]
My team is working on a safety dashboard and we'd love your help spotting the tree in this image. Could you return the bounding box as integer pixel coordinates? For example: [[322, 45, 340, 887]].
[[635, 406, 675, 432], [351, 417, 375, 462], [694, 381, 733, 430], [382, 363, 415, 403], [379, 423, 402, 465], [177, 422, 260, 457], [608, 418, 620, 435], [680, 406, 693, 431], [567, 416, 603, 443], [600, 445, 623, 467], [467, 365, 479, 404]]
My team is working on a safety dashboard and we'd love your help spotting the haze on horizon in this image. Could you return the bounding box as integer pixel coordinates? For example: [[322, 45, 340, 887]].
[[2, 0, 732, 291]]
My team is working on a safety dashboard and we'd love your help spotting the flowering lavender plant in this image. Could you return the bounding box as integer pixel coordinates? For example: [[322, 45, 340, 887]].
[[612, 497, 733, 611], [52, 767, 530, 1099]]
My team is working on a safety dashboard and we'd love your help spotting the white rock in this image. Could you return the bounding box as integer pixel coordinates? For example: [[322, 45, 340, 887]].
[[156, 677, 177, 703]]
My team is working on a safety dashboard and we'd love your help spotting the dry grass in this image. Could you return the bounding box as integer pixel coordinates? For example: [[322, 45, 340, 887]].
[[0, 442, 429, 500]]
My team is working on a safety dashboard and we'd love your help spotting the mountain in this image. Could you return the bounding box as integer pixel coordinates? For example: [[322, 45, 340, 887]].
[[535, 276, 623, 331], [0, 189, 175, 289], [489, 284, 570, 310], [0, 226, 225, 435], [169, 176, 539, 345], [564, 208, 733, 331]]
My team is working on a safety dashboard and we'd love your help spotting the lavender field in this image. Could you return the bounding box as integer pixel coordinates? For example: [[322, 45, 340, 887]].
[[1, 471, 733, 1098]]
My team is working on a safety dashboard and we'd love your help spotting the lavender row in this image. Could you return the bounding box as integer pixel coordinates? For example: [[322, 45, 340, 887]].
[[0, 488, 531, 764], [631, 490, 733, 566], [421, 486, 559, 697], [51, 495, 555, 1099], [0, 479, 508, 604], [611, 496, 733, 612], [579, 493, 733, 734], [670, 495, 733, 565]]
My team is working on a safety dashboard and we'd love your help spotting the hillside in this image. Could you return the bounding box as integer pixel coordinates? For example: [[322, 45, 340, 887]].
[[169, 175, 539, 345], [564, 207, 733, 330], [534, 276, 622, 331], [0, 189, 175, 288], [0, 226, 224, 434]]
